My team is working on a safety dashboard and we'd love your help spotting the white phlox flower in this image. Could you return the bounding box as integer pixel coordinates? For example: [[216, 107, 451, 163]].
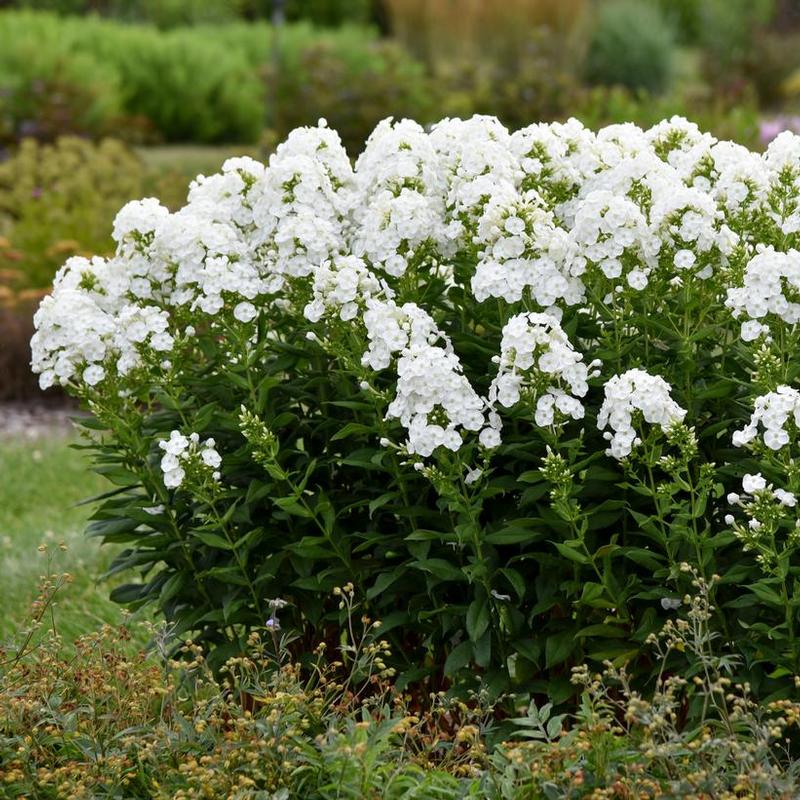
[[159, 431, 222, 490], [488, 312, 593, 427], [733, 386, 800, 450], [597, 369, 686, 459], [726, 247, 800, 341]]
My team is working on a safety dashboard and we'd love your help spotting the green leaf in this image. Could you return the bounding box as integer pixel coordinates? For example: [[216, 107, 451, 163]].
[[330, 422, 372, 441], [498, 568, 526, 600], [545, 630, 575, 668], [474, 630, 492, 667], [551, 541, 589, 564], [444, 641, 473, 675], [193, 531, 234, 550], [485, 525, 543, 545], [575, 624, 628, 639], [369, 492, 396, 519], [367, 569, 405, 600], [110, 583, 147, 604], [160, 572, 187, 604], [748, 581, 783, 606], [274, 495, 313, 518], [412, 559, 466, 582], [623, 547, 665, 571], [466, 597, 490, 642]]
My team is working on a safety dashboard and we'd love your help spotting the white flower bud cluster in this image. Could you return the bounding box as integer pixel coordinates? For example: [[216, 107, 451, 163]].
[[706, 141, 768, 220], [250, 122, 353, 280], [429, 115, 520, 234], [360, 299, 442, 372], [352, 118, 455, 277], [733, 386, 800, 450], [597, 369, 687, 459], [358, 297, 494, 455], [510, 119, 592, 209], [738, 473, 796, 508], [488, 312, 593, 427], [648, 183, 736, 280], [159, 430, 222, 490], [726, 474, 798, 561], [726, 247, 800, 341], [568, 189, 660, 290]]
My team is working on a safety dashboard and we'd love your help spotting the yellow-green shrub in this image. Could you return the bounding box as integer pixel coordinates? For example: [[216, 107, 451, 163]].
[[0, 137, 144, 290]]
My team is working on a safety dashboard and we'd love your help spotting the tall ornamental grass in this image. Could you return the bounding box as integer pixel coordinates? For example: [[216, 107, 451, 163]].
[[30, 114, 800, 703]]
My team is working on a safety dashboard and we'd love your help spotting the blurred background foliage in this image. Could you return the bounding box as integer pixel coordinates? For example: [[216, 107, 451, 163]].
[[1, 0, 800, 399]]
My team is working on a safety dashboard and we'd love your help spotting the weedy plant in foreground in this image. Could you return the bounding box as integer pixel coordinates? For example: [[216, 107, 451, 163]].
[[3, 565, 800, 798], [28, 113, 800, 703], [494, 566, 800, 798], [0, 573, 491, 799]]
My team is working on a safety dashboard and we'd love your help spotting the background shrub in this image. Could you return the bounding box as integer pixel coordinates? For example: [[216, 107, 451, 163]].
[[96, 26, 264, 143], [572, 83, 761, 150], [0, 295, 42, 402], [697, 0, 775, 81], [6, 0, 374, 26], [0, 12, 400, 145], [0, 13, 122, 145], [5, 567, 800, 797], [744, 30, 800, 109], [0, 137, 145, 401], [269, 39, 434, 155], [385, 0, 587, 67], [0, 137, 144, 289], [584, 0, 676, 94]]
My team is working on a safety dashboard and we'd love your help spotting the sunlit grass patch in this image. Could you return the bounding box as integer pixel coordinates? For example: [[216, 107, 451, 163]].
[[0, 432, 124, 642]]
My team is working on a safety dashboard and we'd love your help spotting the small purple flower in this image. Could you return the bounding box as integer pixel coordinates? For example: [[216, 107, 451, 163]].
[[760, 115, 800, 146]]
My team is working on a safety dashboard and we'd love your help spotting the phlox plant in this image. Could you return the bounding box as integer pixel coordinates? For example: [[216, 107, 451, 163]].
[[30, 113, 800, 703]]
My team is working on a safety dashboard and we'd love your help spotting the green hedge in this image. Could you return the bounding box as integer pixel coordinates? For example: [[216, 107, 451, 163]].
[[5, 0, 373, 27], [0, 10, 765, 151], [0, 11, 395, 145]]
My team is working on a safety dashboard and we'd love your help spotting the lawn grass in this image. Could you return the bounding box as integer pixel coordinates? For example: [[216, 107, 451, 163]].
[[0, 431, 129, 642], [137, 143, 264, 181]]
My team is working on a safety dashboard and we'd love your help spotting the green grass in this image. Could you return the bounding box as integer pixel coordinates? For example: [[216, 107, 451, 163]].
[[0, 432, 128, 642], [137, 143, 264, 181]]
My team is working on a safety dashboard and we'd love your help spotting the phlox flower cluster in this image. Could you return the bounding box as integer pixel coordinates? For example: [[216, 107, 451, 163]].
[[597, 369, 687, 459], [727, 473, 796, 513], [568, 189, 659, 290], [763, 131, 800, 235], [734, 386, 800, 450], [159, 431, 222, 490], [360, 299, 443, 371], [726, 248, 800, 341], [358, 297, 495, 455], [352, 118, 456, 277], [30, 114, 800, 462], [387, 345, 486, 457], [31, 255, 173, 390], [725, 474, 799, 566], [304, 256, 391, 323], [488, 312, 594, 427], [470, 190, 581, 306]]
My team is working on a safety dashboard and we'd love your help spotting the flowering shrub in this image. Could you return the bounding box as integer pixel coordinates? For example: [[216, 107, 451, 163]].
[[30, 114, 800, 700]]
